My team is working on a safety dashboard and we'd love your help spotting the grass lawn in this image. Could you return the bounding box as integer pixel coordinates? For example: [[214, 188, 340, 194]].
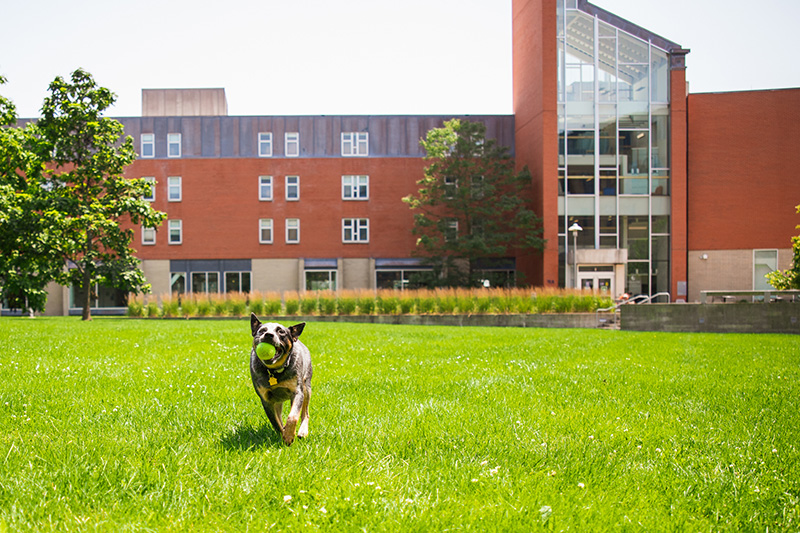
[[0, 318, 798, 531]]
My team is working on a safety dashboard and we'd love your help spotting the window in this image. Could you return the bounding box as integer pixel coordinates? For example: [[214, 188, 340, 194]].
[[168, 176, 182, 201], [142, 226, 156, 245], [141, 133, 154, 158], [259, 176, 273, 201], [306, 270, 337, 291], [286, 176, 299, 201], [285, 132, 299, 157], [142, 177, 155, 201], [259, 218, 273, 243], [167, 133, 181, 158], [286, 218, 300, 243], [225, 271, 251, 293], [191, 272, 219, 293], [168, 219, 182, 245], [170, 272, 186, 294], [444, 176, 457, 199], [445, 219, 459, 242], [343, 218, 369, 243], [341, 132, 368, 156], [755, 250, 779, 291], [258, 132, 273, 157], [342, 175, 369, 200]]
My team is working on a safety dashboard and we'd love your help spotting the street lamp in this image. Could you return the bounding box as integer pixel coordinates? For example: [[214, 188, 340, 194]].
[[568, 222, 582, 289]]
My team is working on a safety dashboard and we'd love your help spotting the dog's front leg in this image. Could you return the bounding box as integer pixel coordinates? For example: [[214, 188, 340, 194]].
[[282, 391, 305, 446], [262, 400, 283, 437]]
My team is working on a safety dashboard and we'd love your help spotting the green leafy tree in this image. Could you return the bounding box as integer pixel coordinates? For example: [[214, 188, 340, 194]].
[[403, 119, 545, 287], [33, 69, 166, 320], [0, 77, 62, 314], [765, 204, 800, 290]]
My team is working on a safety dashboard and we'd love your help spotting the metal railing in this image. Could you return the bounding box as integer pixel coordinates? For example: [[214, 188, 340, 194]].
[[596, 292, 671, 328], [699, 290, 800, 304]]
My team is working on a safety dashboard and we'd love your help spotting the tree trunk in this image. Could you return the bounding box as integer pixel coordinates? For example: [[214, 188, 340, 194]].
[[81, 268, 92, 321]]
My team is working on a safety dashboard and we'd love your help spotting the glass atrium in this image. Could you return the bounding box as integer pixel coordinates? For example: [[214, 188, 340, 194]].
[[557, 0, 671, 297]]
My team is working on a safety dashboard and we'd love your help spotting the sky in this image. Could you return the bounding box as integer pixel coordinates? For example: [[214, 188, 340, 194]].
[[1, 0, 799, 118]]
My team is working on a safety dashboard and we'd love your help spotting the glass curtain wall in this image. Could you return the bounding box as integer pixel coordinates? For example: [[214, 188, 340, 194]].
[[557, 0, 671, 295]]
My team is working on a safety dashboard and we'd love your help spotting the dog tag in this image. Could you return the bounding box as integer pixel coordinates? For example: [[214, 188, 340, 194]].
[[269, 377, 278, 386]]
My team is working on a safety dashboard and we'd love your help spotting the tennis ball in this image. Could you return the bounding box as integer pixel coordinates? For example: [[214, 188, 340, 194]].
[[256, 342, 276, 360]]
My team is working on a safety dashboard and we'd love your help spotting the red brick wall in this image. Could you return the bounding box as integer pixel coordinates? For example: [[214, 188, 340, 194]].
[[127, 157, 426, 260], [688, 89, 800, 250], [513, 0, 558, 286], [670, 69, 689, 297]]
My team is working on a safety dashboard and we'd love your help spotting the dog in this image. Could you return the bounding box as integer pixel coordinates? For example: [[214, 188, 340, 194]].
[[249, 313, 313, 446]]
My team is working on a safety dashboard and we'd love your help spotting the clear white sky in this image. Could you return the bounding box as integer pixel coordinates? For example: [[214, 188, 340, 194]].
[[1, 0, 798, 118]]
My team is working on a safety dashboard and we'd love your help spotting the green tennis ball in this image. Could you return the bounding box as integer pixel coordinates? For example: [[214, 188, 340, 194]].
[[256, 342, 276, 360]]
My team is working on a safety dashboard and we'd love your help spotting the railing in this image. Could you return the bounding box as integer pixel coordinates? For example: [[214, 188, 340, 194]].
[[596, 292, 671, 328], [700, 290, 800, 304]]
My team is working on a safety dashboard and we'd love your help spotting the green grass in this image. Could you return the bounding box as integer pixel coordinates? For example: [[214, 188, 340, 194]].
[[0, 318, 798, 531]]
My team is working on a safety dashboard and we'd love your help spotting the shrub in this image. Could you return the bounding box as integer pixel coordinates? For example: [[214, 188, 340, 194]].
[[127, 295, 145, 317], [337, 291, 358, 315], [264, 292, 283, 316], [376, 291, 399, 315], [181, 294, 198, 317], [284, 292, 300, 316], [145, 300, 160, 318], [227, 292, 248, 317], [162, 295, 180, 318], [356, 291, 375, 315], [196, 296, 213, 317], [300, 295, 318, 315], [318, 291, 337, 315]]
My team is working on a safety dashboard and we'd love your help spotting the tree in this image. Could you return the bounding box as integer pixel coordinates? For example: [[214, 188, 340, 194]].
[[402, 119, 545, 287], [0, 77, 62, 315], [33, 69, 165, 320], [765, 204, 800, 290]]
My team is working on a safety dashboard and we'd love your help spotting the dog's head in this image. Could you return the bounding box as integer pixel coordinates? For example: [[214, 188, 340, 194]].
[[250, 313, 305, 368]]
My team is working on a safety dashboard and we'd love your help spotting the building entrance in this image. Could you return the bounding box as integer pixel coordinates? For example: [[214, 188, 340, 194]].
[[578, 265, 614, 296]]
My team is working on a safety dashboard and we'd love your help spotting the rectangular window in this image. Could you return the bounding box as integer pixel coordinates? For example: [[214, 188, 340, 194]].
[[444, 176, 457, 199], [445, 219, 459, 242], [258, 132, 273, 157], [286, 218, 300, 243], [167, 133, 181, 158], [755, 250, 779, 291], [341, 132, 368, 156], [168, 219, 182, 245], [170, 272, 186, 294], [285, 132, 299, 157], [343, 218, 369, 243], [141, 133, 154, 158], [191, 272, 219, 293], [342, 175, 369, 200], [142, 226, 156, 245], [225, 271, 251, 293], [259, 176, 273, 201], [167, 176, 182, 201], [306, 270, 337, 291], [142, 177, 155, 201], [286, 175, 299, 201], [259, 218, 273, 243]]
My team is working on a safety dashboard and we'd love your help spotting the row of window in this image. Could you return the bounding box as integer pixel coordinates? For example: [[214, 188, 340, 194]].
[[142, 175, 371, 202], [139, 132, 369, 158], [142, 218, 371, 246]]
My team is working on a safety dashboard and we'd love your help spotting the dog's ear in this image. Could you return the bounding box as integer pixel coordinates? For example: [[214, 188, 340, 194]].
[[289, 322, 305, 341], [250, 313, 262, 337]]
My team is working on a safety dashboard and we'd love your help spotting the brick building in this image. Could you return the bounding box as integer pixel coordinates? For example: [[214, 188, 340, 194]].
[[17, 0, 800, 315]]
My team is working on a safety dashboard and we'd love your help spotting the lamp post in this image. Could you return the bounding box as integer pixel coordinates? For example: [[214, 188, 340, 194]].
[[568, 222, 582, 289]]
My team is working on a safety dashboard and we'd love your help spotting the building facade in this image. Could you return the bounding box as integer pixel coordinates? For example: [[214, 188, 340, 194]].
[[9, 0, 799, 316]]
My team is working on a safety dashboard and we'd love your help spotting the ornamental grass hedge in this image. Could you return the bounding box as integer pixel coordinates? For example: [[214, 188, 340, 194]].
[[127, 288, 613, 319]]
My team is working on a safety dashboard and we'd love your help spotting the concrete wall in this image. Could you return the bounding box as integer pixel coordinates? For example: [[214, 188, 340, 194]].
[[621, 303, 800, 334], [253, 259, 300, 293]]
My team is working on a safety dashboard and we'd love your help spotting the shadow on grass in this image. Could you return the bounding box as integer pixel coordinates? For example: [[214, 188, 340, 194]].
[[220, 421, 283, 451]]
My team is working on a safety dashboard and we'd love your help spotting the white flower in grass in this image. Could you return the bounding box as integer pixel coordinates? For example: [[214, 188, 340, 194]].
[[577, 482, 585, 488], [320, 507, 327, 514], [283, 495, 292, 503]]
